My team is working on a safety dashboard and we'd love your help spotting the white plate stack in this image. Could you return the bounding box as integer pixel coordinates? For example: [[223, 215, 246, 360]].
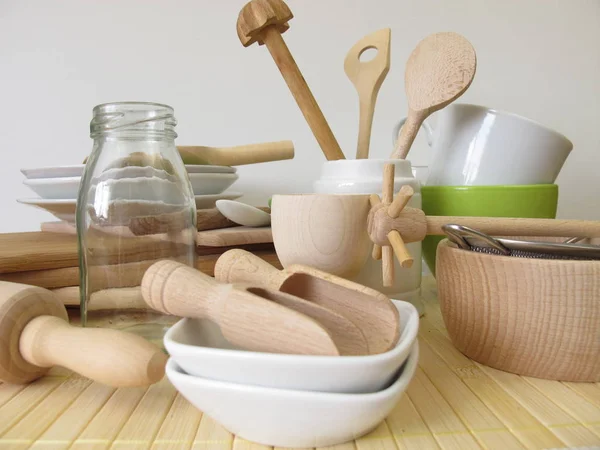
[[18, 164, 242, 223]]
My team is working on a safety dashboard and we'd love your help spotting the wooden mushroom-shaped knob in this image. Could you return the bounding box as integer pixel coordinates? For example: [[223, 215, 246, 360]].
[[237, 0, 292, 47], [0, 281, 166, 386]]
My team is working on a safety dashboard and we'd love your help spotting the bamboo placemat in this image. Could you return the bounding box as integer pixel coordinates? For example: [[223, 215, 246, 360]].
[[0, 276, 598, 449]]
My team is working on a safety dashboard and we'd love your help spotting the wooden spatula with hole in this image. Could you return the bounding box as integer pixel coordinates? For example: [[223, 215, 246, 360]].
[[0, 281, 167, 386], [214, 249, 400, 354], [141, 260, 369, 356], [344, 28, 391, 159], [390, 32, 476, 159]]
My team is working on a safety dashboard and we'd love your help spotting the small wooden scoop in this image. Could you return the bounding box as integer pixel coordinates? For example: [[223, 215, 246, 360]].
[[0, 281, 167, 386], [214, 249, 400, 354], [391, 32, 476, 159], [141, 260, 369, 356]]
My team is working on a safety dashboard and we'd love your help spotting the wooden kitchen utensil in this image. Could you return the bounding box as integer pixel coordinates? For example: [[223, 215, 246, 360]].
[[0, 281, 167, 386], [177, 140, 294, 166], [369, 163, 600, 285], [390, 32, 476, 159], [141, 260, 369, 356], [197, 226, 273, 247], [215, 249, 400, 354], [52, 286, 148, 311], [237, 0, 345, 161], [344, 28, 391, 159]]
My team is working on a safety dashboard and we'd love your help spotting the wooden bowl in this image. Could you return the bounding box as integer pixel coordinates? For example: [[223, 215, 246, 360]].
[[436, 239, 600, 381], [271, 194, 372, 278]]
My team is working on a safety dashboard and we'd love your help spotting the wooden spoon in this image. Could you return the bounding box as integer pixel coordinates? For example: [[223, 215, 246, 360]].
[[214, 249, 400, 354], [344, 28, 391, 159], [390, 32, 476, 159], [141, 260, 369, 356]]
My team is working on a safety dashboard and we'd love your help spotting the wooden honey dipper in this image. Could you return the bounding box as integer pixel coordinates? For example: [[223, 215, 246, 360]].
[[370, 163, 600, 286], [0, 281, 167, 386]]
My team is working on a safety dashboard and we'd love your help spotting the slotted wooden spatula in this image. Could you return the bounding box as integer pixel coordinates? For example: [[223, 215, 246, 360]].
[[214, 249, 400, 354], [391, 32, 476, 160], [141, 260, 369, 356]]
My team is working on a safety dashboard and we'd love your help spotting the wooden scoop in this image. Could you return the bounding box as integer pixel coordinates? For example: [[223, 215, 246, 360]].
[[141, 260, 369, 356], [344, 28, 391, 159], [0, 281, 167, 386], [390, 32, 476, 159], [214, 249, 400, 354]]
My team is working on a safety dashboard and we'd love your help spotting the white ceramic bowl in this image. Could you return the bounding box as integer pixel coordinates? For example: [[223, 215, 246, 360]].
[[21, 164, 235, 179], [167, 342, 419, 448], [23, 172, 238, 199], [165, 300, 418, 393]]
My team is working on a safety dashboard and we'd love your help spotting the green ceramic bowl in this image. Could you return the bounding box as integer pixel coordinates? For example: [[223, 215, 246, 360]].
[[422, 184, 558, 276]]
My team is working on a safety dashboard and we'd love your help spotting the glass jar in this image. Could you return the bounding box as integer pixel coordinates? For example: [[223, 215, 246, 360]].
[[77, 102, 197, 344]]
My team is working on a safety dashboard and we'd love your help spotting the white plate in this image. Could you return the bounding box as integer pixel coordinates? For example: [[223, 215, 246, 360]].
[[23, 172, 238, 199], [21, 164, 235, 179], [167, 343, 419, 448], [17, 192, 243, 222], [165, 300, 418, 393]]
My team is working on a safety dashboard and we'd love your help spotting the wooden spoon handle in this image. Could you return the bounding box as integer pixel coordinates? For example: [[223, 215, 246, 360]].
[[390, 110, 426, 159], [214, 249, 287, 289], [141, 260, 228, 320], [19, 316, 166, 387]]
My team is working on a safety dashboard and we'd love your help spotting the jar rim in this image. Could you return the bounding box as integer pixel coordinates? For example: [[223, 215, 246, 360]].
[[93, 101, 173, 113]]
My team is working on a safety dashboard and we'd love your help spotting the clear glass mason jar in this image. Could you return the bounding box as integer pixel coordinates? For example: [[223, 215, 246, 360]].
[[77, 102, 197, 344]]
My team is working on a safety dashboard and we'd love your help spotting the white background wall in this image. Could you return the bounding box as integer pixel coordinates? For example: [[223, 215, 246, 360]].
[[1, 0, 598, 232]]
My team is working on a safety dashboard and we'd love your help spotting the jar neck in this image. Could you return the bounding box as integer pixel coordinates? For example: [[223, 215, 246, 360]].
[[90, 102, 177, 140]]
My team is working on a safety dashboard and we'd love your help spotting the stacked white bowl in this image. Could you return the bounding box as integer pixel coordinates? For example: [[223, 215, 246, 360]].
[[165, 300, 420, 448], [18, 164, 242, 223]]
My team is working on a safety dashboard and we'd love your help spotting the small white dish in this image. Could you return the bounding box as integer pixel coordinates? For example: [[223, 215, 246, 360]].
[[188, 173, 238, 196], [215, 199, 271, 227], [21, 164, 235, 179], [17, 192, 243, 222], [165, 300, 418, 393], [167, 342, 419, 448]]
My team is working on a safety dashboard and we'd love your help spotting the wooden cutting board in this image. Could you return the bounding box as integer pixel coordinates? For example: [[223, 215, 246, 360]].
[[0, 250, 281, 289], [0, 227, 274, 274]]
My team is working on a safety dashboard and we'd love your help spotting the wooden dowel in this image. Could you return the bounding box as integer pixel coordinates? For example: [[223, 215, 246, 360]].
[[372, 244, 382, 260], [387, 231, 413, 268], [388, 185, 414, 218], [382, 245, 394, 287], [382, 164, 395, 204], [369, 194, 382, 208], [425, 216, 600, 238]]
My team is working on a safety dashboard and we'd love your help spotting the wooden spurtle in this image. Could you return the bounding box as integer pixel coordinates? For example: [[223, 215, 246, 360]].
[[177, 140, 294, 166], [344, 28, 391, 159], [214, 249, 400, 354], [390, 32, 476, 159], [141, 260, 369, 356], [0, 281, 167, 386]]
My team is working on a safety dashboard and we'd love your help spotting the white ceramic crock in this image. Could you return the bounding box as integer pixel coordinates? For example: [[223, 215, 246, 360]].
[[313, 159, 423, 310], [392, 103, 573, 186]]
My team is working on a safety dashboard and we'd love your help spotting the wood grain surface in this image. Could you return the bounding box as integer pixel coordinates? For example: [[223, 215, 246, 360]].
[[0, 276, 598, 449]]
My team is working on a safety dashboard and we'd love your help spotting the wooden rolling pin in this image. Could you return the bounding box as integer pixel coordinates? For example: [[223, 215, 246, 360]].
[[0, 281, 166, 386], [177, 140, 294, 166]]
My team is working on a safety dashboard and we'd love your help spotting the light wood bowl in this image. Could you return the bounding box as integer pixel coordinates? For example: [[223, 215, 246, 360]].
[[436, 239, 600, 382], [271, 194, 372, 278]]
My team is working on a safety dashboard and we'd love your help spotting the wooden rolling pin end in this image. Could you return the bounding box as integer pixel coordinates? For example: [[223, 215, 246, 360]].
[[19, 316, 167, 387]]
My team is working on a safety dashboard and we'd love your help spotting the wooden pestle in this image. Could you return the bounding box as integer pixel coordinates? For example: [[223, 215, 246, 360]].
[[0, 281, 166, 386]]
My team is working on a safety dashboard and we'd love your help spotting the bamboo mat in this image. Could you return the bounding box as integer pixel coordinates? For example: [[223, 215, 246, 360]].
[[0, 276, 599, 449]]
